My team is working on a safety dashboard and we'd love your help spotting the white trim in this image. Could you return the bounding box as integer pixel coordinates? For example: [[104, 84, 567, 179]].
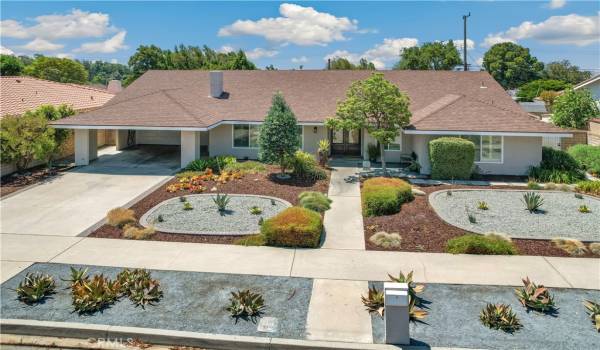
[[231, 124, 260, 149], [298, 125, 305, 150], [403, 130, 573, 138], [52, 120, 324, 131], [573, 75, 600, 90]]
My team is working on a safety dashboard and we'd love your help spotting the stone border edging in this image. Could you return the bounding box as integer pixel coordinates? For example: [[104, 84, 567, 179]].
[[139, 193, 292, 236], [0, 318, 422, 350], [428, 188, 600, 242]]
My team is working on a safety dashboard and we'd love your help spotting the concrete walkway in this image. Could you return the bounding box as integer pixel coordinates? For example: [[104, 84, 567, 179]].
[[322, 167, 365, 250]]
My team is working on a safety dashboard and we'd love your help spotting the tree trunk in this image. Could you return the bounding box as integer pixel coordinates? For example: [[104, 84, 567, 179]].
[[379, 142, 387, 174]]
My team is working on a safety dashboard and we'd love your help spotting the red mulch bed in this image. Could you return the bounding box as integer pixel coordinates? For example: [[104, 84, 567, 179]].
[[89, 166, 330, 244], [363, 184, 598, 258], [1, 164, 73, 197]]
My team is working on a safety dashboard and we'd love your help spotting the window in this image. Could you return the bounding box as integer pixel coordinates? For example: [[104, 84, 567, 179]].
[[296, 126, 303, 149], [450, 135, 502, 163], [233, 124, 260, 148], [384, 135, 402, 151]]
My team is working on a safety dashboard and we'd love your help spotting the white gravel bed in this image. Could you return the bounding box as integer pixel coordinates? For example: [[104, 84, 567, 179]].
[[140, 194, 291, 235], [429, 189, 600, 241]]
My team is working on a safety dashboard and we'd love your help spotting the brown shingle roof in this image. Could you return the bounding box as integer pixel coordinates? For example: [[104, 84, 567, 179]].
[[1, 76, 115, 117], [51, 70, 566, 134]]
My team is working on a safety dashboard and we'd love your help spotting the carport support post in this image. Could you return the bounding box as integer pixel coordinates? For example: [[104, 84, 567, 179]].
[[180, 130, 201, 168], [74, 129, 98, 166], [384, 282, 410, 345], [116, 129, 134, 150]]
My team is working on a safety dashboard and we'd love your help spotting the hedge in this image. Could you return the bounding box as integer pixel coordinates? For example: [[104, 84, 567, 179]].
[[446, 234, 517, 255], [362, 177, 413, 216], [261, 207, 323, 248], [528, 147, 584, 184], [429, 137, 475, 180], [567, 144, 600, 176], [576, 180, 600, 196]]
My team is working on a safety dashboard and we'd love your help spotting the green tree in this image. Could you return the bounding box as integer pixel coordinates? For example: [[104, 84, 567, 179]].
[[0, 113, 55, 172], [258, 92, 300, 174], [265, 64, 277, 70], [516, 79, 570, 102], [394, 41, 461, 70], [24, 56, 88, 84], [0, 54, 24, 76], [482, 42, 543, 90], [127, 45, 168, 85], [325, 73, 411, 172], [327, 57, 376, 70], [542, 60, 592, 85], [80, 60, 132, 85], [551, 88, 599, 129]]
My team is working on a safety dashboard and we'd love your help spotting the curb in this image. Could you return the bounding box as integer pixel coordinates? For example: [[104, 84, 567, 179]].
[[0, 319, 422, 350]]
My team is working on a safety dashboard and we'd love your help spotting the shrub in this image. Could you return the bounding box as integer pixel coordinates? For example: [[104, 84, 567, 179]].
[[480, 303, 522, 333], [552, 88, 599, 129], [528, 147, 584, 184], [249, 206, 262, 215], [552, 238, 587, 256], [522, 192, 544, 213], [367, 143, 380, 161], [224, 161, 266, 174], [515, 277, 556, 313], [123, 225, 155, 240], [568, 145, 600, 176], [15, 273, 56, 304], [576, 180, 600, 196], [446, 234, 517, 255], [234, 234, 266, 246], [298, 191, 332, 213], [227, 289, 265, 319], [106, 207, 136, 228], [429, 137, 475, 180], [362, 177, 413, 216], [583, 300, 600, 332], [544, 182, 557, 190], [289, 150, 327, 180], [369, 231, 402, 249], [590, 243, 600, 256], [185, 155, 236, 173], [527, 181, 542, 190], [261, 207, 322, 248]]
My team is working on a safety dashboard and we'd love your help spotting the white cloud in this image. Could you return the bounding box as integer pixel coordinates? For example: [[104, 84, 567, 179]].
[[482, 12, 599, 47], [449, 39, 475, 50], [110, 58, 118, 64], [18, 38, 64, 52], [0, 45, 14, 55], [291, 56, 308, 63], [56, 53, 74, 59], [245, 47, 279, 59], [74, 31, 127, 53], [549, 0, 566, 9], [1, 9, 114, 40], [218, 3, 359, 46], [218, 45, 236, 53], [476, 57, 484, 66], [324, 37, 418, 69]]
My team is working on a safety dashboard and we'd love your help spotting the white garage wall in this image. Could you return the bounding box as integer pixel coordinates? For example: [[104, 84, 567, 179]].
[[136, 130, 181, 145]]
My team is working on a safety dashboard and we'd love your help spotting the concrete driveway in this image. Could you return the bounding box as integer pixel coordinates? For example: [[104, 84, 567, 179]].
[[0, 145, 178, 237]]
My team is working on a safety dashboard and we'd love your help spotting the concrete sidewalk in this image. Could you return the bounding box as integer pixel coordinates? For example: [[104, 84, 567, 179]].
[[2, 234, 598, 290]]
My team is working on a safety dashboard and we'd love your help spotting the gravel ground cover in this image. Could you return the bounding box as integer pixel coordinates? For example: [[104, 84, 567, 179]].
[[1, 263, 312, 340], [363, 184, 597, 257], [370, 281, 600, 349], [140, 194, 290, 235], [90, 165, 329, 244], [430, 189, 600, 241]]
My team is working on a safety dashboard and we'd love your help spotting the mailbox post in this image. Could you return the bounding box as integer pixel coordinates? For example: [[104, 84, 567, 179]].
[[384, 282, 410, 345]]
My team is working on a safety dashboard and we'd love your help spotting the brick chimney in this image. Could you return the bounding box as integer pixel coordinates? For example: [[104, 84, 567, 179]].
[[209, 71, 223, 98]]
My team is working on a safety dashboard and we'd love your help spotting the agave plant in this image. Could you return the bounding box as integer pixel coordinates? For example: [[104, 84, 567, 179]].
[[361, 286, 385, 317], [227, 289, 265, 319], [387, 270, 425, 305], [522, 192, 544, 213], [408, 296, 428, 321], [249, 206, 262, 215], [213, 193, 230, 212], [477, 201, 489, 210], [479, 303, 522, 333], [72, 274, 120, 313], [578, 205, 591, 213], [183, 201, 193, 210], [15, 273, 56, 304], [61, 267, 89, 287], [116, 268, 163, 307], [515, 277, 556, 313], [583, 300, 600, 332]]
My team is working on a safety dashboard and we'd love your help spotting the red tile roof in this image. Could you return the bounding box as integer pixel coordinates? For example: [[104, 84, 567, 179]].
[[1, 76, 115, 117], [52, 70, 566, 134]]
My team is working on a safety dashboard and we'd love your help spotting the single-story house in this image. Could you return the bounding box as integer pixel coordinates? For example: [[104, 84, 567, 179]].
[[51, 70, 572, 176], [1, 76, 118, 175], [573, 74, 600, 108]]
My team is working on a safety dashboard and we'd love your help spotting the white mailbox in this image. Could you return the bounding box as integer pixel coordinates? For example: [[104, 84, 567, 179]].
[[384, 282, 410, 345]]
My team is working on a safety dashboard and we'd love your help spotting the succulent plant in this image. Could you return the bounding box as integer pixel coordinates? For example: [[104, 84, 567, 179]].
[[249, 206, 262, 215], [183, 202, 193, 210], [522, 192, 544, 213], [480, 303, 522, 333], [71, 274, 120, 313], [15, 273, 56, 304], [61, 267, 89, 287], [515, 277, 556, 313], [116, 268, 163, 307], [361, 285, 385, 317], [408, 296, 428, 321], [446, 190, 453, 196], [574, 193, 584, 199], [227, 289, 265, 319], [583, 300, 600, 332], [387, 270, 425, 305], [578, 205, 591, 213], [477, 201, 489, 210], [179, 196, 187, 202], [157, 214, 164, 222], [213, 193, 230, 212]]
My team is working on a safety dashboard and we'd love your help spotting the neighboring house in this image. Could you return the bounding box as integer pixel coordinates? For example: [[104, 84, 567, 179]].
[[1, 76, 117, 175], [573, 74, 600, 107], [51, 70, 572, 176]]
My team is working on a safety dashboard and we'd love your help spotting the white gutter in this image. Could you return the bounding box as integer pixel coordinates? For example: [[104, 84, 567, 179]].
[[403, 130, 573, 138], [52, 120, 326, 131]]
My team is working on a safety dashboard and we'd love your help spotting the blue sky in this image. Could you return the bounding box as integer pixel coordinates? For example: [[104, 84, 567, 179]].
[[1, 1, 598, 72]]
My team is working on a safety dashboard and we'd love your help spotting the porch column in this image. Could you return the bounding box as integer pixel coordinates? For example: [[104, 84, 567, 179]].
[[180, 130, 200, 168], [74, 129, 98, 166]]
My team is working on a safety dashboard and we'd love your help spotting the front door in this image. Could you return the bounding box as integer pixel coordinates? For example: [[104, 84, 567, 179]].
[[331, 129, 361, 156]]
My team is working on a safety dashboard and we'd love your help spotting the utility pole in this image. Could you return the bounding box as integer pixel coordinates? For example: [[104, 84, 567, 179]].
[[463, 12, 470, 71]]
